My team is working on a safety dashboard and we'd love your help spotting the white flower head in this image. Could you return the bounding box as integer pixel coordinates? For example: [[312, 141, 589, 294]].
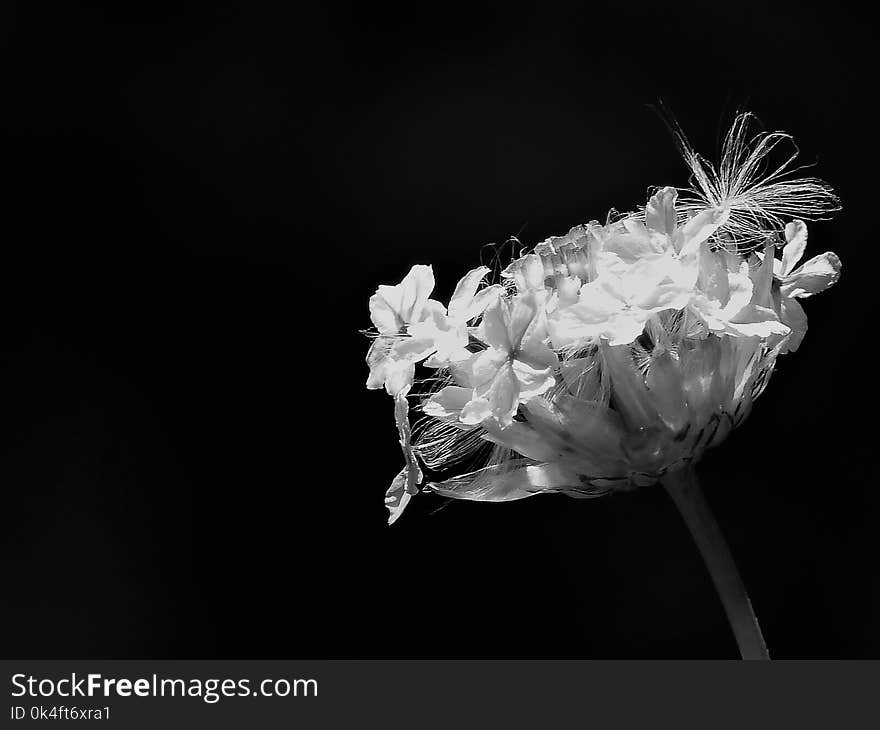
[[366, 113, 842, 523]]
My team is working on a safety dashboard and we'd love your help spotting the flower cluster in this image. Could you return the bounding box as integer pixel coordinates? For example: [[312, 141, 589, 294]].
[[365, 116, 841, 524]]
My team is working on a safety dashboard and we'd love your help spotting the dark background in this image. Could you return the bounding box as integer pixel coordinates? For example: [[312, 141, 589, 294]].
[[1, 2, 875, 658]]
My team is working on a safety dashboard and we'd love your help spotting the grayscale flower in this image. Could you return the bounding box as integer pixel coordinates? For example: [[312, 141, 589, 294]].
[[363, 113, 841, 657]]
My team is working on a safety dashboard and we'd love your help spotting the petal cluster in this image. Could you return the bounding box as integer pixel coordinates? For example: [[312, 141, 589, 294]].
[[366, 187, 840, 522]]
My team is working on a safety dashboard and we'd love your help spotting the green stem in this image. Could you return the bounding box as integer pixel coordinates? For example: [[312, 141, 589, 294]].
[[660, 466, 770, 660]]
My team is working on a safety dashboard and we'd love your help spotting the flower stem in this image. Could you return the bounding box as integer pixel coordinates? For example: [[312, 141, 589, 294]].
[[660, 466, 770, 660]]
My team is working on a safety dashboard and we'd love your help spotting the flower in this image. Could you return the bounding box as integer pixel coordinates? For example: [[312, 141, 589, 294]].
[[539, 187, 733, 349], [366, 264, 440, 397], [365, 264, 501, 523], [382, 392, 423, 526], [365, 113, 842, 523], [364, 264, 437, 523], [768, 220, 842, 353], [547, 254, 695, 347], [367, 265, 503, 398], [424, 291, 558, 428], [606, 186, 729, 266], [687, 242, 790, 339], [408, 266, 503, 369], [365, 337, 420, 397], [363, 112, 844, 662], [368, 264, 437, 335], [413, 215, 835, 507]]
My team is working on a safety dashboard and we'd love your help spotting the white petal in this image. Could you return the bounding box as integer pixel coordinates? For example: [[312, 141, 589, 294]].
[[414, 299, 448, 326], [629, 256, 694, 312], [459, 397, 494, 426], [425, 327, 469, 368], [385, 391, 424, 525], [478, 298, 512, 352], [502, 253, 546, 293], [604, 311, 649, 346], [721, 264, 755, 317], [641, 282, 693, 314], [507, 292, 542, 350], [749, 243, 775, 308], [725, 320, 790, 338], [424, 341, 471, 369], [395, 392, 421, 479], [696, 243, 731, 303], [391, 336, 437, 362], [366, 337, 417, 395], [467, 347, 509, 388], [406, 301, 450, 343], [397, 264, 435, 323], [384, 469, 413, 525], [602, 229, 658, 264], [727, 305, 790, 338], [646, 186, 678, 236], [546, 279, 625, 347], [461, 284, 503, 323], [622, 218, 650, 237], [423, 386, 473, 420], [677, 206, 730, 258], [547, 308, 592, 349], [366, 362, 390, 391], [781, 252, 841, 298], [384, 359, 415, 397], [782, 220, 808, 276], [576, 277, 626, 319], [552, 275, 581, 309], [517, 302, 558, 371], [447, 266, 490, 321], [365, 336, 395, 390], [369, 265, 435, 333], [595, 250, 630, 279], [447, 351, 485, 388], [369, 291, 404, 334], [427, 462, 583, 502], [511, 359, 555, 400], [777, 295, 807, 353], [463, 362, 519, 426]]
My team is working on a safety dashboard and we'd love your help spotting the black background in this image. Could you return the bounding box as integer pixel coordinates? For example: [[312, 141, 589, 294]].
[[1, 2, 875, 659]]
